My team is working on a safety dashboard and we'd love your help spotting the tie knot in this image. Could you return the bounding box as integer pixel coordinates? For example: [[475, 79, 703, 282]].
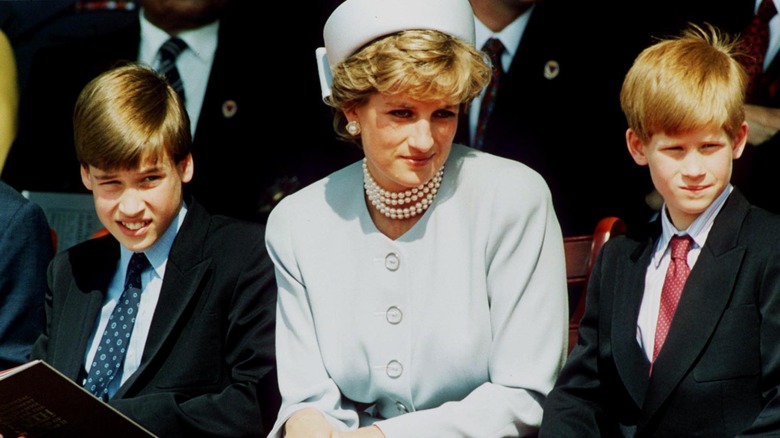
[[482, 38, 505, 66], [758, 0, 778, 22], [669, 235, 692, 261], [159, 37, 188, 60], [125, 252, 149, 290]]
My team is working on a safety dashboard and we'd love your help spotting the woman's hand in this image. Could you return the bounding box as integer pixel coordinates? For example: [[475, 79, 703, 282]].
[[284, 407, 337, 438], [336, 425, 386, 438], [284, 408, 386, 438], [745, 104, 780, 146]]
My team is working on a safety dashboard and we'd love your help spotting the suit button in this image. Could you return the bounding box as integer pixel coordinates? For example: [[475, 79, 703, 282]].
[[395, 401, 409, 414], [386, 360, 403, 378], [385, 253, 400, 271], [386, 306, 403, 324]]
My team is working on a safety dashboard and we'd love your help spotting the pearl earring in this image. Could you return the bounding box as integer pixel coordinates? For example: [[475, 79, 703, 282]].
[[346, 120, 361, 136]]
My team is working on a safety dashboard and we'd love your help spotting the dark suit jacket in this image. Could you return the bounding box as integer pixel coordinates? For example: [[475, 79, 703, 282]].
[[0, 181, 52, 370], [2, 2, 350, 223], [539, 189, 780, 437], [455, 0, 656, 236], [30, 199, 280, 437]]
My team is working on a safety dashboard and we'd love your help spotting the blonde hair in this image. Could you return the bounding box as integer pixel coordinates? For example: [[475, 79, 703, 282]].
[[74, 62, 191, 170], [328, 29, 490, 141], [620, 23, 746, 143], [0, 30, 18, 172]]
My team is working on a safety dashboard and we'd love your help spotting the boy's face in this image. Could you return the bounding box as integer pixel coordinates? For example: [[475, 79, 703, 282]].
[[81, 153, 194, 252], [626, 122, 748, 230]]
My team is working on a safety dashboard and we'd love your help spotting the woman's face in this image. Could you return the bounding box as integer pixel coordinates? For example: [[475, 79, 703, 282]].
[[346, 92, 459, 192]]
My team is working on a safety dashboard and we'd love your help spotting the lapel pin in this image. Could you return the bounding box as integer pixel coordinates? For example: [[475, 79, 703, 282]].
[[222, 100, 238, 118], [543, 60, 560, 80]]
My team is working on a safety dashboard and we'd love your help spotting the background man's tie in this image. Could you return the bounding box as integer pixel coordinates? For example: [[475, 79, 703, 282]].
[[158, 37, 188, 103], [741, 0, 778, 102], [474, 37, 505, 150]]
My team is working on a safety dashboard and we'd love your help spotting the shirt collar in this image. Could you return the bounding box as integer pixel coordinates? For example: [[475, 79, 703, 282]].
[[473, 4, 534, 69], [139, 10, 219, 66], [119, 202, 188, 278], [652, 184, 733, 267]]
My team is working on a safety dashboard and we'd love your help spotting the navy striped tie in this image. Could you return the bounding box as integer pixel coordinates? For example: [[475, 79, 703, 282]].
[[158, 37, 188, 102]]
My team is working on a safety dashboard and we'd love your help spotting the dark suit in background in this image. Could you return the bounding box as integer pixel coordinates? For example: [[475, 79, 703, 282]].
[[0, 0, 137, 95], [0, 180, 53, 370], [540, 190, 780, 437], [31, 199, 279, 437], [455, 0, 657, 236], [3, 0, 354, 223]]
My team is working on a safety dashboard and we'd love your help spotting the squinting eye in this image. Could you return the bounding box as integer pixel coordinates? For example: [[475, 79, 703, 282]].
[[434, 110, 457, 118], [390, 110, 412, 118]]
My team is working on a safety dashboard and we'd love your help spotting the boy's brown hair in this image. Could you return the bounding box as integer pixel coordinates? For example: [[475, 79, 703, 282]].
[[73, 62, 191, 170], [620, 23, 747, 143]]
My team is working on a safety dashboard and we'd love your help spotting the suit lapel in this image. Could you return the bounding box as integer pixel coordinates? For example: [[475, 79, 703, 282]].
[[612, 237, 654, 407], [56, 237, 120, 379], [640, 191, 750, 424]]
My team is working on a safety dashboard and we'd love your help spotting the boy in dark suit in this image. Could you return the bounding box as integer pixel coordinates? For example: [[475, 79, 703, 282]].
[[539, 24, 780, 437], [30, 63, 279, 437]]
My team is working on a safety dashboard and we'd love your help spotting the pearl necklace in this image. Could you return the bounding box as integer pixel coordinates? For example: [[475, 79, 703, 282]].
[[362, 158, 444, 220]]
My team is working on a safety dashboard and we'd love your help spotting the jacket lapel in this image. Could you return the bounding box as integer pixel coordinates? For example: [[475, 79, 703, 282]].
[[612, 237, 654, 407], [640, 190, 750, 424], [56, 237, 120, 380]]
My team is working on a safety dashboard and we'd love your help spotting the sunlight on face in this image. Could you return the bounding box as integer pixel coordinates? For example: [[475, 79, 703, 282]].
[[627, 123, 747, 230], [81, 153, 194, 252], [348, 93, 459, 192]]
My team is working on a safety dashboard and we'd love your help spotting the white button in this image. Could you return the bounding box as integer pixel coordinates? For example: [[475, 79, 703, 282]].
[[386, 306, 403, 324], [385, 253, 400, 271], [386, 360, 403, 378], [395, 400, 409, 414]]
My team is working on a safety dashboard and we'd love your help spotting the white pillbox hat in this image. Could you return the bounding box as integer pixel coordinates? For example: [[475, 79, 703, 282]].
[[316, 0, 476, 102]]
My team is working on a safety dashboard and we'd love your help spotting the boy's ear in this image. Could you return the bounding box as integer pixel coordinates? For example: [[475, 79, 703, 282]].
[[626, 129, 648, 166], [178, 153, 194, 183], [732, 121, 748, 160], [80, 165, 93, 190]]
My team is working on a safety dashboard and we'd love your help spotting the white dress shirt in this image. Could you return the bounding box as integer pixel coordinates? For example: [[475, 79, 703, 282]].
[[138, 11, 219, 136]]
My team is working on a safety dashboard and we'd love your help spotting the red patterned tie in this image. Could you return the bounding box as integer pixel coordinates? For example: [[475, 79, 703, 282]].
[[741, 0, 778, 102], [651, 235, 692, 370], [474, 38, 504, 150]]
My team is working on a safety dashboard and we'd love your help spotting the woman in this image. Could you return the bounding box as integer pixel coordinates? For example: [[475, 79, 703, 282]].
[[0, 30, 18, 171], [266, 0, 568, 436]]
